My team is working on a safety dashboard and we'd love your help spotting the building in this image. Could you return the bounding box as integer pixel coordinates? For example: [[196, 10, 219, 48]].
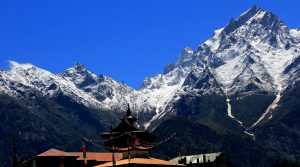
[[19, 148, 78, 167], [100, 105, 156, 158], [98, 105, 184, 167], [19, 148, 123, 167], [19, 105, 185, 167], [169, 152, 229, 167], [71, 152, 123, 167]]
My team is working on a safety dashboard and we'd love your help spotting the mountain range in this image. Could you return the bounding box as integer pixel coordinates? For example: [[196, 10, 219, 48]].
[[1, 5, 300, 166]]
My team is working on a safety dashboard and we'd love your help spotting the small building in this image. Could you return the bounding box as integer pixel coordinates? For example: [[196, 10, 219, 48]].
[[19, 148, 123, 167], [19, 148, 78, 167], [169, 152, 229, 167]]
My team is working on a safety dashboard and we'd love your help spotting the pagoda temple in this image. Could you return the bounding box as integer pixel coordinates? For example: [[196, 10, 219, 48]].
[[20, 105, 185, 167], [100, 105, 156, 157]]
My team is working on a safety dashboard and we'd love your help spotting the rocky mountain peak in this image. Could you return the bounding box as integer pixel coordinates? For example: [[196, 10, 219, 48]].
[[74, 61, 87, 71], [60, 62, 98, 88], [66, 62, 90, 76], [221, 6, 286, 42]]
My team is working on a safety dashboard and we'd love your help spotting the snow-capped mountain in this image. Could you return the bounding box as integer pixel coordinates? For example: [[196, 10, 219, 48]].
[[1, 6, 300, 166], [140, 5, 300, 131], [211, 6, 299, 93], [0, 61, 108, 110], [60, 62, 135, 111], [1, 6, 300, 132]]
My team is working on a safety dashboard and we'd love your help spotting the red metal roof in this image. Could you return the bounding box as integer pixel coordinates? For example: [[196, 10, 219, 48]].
[[37, 148, 77, 157], [37, 148, 122, 162], [95, 157, 186, 167], [70, 152, 123, 162]]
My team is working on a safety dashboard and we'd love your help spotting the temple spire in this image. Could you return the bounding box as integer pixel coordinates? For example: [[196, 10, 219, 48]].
[[126, 104, 132, 117]]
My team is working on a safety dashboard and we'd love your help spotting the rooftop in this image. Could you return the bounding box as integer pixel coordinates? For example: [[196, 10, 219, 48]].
[[71, 152, 123, 162], [95, 157, 186, 167], [37, 148, 77, 157]]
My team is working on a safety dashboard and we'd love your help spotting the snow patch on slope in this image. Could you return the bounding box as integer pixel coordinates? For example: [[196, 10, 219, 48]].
[[250, 85, 282, 128], [215, 56, 245, 86], [290, 29, 300, 40], [141, 67, 189, 129], [204, 28, 224, 52], [224, 88, 243, 126]]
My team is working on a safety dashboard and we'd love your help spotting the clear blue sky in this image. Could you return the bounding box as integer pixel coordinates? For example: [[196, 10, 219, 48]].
[[0, 0, 299, 89]]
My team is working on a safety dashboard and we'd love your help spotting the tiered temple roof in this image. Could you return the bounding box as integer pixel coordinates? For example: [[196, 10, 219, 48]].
[[100, 105, 156, 152]]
